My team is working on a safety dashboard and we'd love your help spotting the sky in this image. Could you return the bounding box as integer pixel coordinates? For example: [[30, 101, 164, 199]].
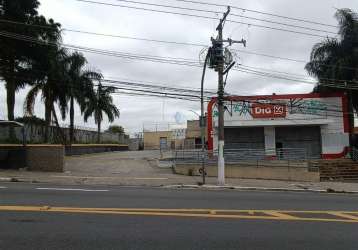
[[0, 0, 357, 135]]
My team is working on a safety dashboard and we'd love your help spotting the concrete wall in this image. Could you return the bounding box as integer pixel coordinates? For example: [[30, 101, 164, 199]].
[[144, 131, 171, 149], [0, 124, 127, 144], [128, 138, 142, 151], [0, 145, 64, 172], [174, 163, 320, 182], [0, 145, 26, 169], [186, 120, 201, 138], [65, 144, 128, 156]]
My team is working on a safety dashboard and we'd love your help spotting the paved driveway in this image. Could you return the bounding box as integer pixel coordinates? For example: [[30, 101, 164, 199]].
[[65, 150, 173, 178]]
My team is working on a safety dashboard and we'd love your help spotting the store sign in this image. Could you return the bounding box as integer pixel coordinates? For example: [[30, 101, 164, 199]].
[[251, 103, 286, 118], [171, 129, 186, 140]]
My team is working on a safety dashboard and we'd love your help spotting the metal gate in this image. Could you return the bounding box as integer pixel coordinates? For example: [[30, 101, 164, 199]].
[[275, 126, 321, 159], [224, 127, 265, 150]]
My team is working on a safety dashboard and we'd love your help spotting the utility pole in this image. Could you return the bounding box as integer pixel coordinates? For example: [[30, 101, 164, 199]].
[[209, 6, 246, 185]]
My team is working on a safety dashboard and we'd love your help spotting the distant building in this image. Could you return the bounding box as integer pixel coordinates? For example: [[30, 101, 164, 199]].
[[143, 120, 207, 150]]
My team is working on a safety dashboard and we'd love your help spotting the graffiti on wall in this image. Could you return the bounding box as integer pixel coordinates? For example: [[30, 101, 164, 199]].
[[288, 99, 328, 115]]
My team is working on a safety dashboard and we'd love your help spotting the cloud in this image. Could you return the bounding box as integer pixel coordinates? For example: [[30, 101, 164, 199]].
[[1, 0, 356, 134]]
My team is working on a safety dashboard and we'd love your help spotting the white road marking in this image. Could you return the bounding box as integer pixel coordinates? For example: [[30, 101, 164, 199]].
[[132, 177, 169, 180], [0, 186, 7, 189], [35, 188, 109, 192], [50, 176, 116, 179]]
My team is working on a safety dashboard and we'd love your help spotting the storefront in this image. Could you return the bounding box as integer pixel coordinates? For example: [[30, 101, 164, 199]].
[[207, 93, 350, 159]]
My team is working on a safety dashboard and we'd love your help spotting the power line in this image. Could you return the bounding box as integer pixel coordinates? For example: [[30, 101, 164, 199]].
[[0, 30, 203, 67], [234, 67, 316, 85], [2, 30, 357, 88], [102, 79, 216, 96], [238, 65, 358, 85], [0, 73, 208, 102], [2, 18, 352, 71], [239, 64, 314, 79], [0, 74, 350, 113], [167, 0, 338, 28], [110, 0, 336, 34], [231, 49, 307, 63], [73, 0, 334, 38], [0, 18, 209, 47]]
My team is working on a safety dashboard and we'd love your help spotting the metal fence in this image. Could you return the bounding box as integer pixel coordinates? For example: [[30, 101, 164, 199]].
[[174, 148, 310, 166], [352, 147, 358, 161]]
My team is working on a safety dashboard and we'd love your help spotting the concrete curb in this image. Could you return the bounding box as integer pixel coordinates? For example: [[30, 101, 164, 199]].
[[0, 177, 19, 182], [1, 176, 358, 194], [162, 184, 358, 194]]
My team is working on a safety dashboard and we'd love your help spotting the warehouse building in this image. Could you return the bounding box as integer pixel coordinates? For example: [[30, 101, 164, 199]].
[[143, 120, 206, 150], [207, 93, 350, 159]]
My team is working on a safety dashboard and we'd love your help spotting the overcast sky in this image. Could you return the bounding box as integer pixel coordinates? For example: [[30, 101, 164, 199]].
[[1, 0, 357, 135]]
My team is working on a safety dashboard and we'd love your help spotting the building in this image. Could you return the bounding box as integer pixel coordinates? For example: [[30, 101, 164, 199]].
[[207, 93, 350, 159], [143, 129, 186, 150], [143, 120, 207, 150], [185, 120, 204, 149]]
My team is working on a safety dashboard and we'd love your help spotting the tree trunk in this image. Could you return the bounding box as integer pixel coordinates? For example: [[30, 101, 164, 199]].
[[44, 97, 52, 143], [97, 120, 101, 144], [6, 56, 16, 141], [69, 96, 75, 144], [52, 105, 66, 144]]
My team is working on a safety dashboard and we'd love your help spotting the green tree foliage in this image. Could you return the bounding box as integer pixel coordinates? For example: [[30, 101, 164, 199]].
[[106, 125, 125, 135], [24, 47, 68, 142], [305, 9, 358, 109], [15, 116, 46, 126], [83, 83, 120, 143], [0, 0, 61, 139], [0, 1, 118, 144], [64, 52, 102, 144]]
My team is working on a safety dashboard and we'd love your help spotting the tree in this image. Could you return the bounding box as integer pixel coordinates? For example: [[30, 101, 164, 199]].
[[305, 8, 358, 141], [105, 125, 125, 135], [15, 115, 46, 126], [24, 47, 68, 142], [64, 52, 102, 144], [83, 83, 120, 143], [0, 0, 40, 138]]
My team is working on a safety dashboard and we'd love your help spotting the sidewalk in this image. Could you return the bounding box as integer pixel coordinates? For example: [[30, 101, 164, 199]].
[[1, 150, 358, 193], [1, 169, 358, 193]]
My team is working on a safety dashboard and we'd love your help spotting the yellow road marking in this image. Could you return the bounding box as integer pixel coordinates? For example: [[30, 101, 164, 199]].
[[263, 211, 299, 220], [328, 212, 358, 221], [1, 206, 358, 223]]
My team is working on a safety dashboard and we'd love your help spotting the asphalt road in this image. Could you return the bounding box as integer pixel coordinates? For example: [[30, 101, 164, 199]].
[[1, 182, 358, 250]]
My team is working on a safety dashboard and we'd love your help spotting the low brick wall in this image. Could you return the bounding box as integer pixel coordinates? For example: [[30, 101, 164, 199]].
[[65, 144, 128, 156], [174, 163, 320, 182], [26, 145, 64, 172]]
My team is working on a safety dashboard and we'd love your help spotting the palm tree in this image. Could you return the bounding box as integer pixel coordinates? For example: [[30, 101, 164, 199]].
[[0, 0, 60, 139], [64, 52, 102, 144], [305, 8, 358, 142], [24, 48, 68, 142], [83, 83, 120, 143], [305, 9, 358, 95]]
